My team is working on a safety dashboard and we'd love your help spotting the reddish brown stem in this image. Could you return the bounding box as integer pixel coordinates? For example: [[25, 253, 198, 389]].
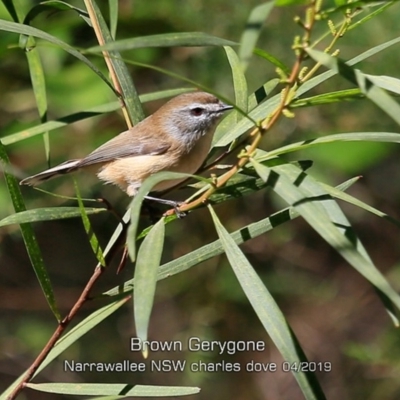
[[6, 267, 100, 398], [7, 222, 128, 400]]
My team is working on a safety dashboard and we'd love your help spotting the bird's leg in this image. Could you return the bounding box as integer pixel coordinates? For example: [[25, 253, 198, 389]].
[[144, 195, 187, 218]]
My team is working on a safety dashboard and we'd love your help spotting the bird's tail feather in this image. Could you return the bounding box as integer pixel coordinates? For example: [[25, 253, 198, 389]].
[[20, 159, 81, 186]]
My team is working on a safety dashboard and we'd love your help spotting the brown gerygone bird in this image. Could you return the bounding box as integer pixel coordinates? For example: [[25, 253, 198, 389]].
[[20, 92, 233, 205]]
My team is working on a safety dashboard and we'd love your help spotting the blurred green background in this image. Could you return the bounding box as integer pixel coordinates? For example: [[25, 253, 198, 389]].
[[1, 1, 400, 399]]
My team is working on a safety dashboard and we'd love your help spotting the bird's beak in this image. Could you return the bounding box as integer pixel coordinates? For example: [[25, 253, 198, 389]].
[[221, 104, 234, 112]]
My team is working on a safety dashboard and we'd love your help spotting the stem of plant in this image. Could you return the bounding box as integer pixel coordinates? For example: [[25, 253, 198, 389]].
[[168, 1, 318, 216], [7, 220, 129, 400]]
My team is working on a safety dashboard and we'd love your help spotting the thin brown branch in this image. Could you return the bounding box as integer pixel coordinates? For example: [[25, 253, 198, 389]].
[[7, 222, 129, 400], [166, 1, 319, 216], [84, 0, 133, 128]]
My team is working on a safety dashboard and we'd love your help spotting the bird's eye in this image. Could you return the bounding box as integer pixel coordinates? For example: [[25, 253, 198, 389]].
[[190, 107, 204, 116]]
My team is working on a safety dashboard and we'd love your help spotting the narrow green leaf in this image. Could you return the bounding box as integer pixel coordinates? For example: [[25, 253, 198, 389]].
[[238, 1, 275, 71], [216, 36, 400, 147], [320, 182, 400, 229], [364, 74, 400, 95], [75, 181, 106, 267], [297, 35, 400, 99], [291, 89, 364, 108], [306, 48, 400, 126], [39, 297, 129, 376], [266, 132, 400, 158], [3, 103, 120, 146], [103, 210, 130, 257], [275, 0, 308, 5], [26, 383, 199, 396], [213, 80, 279, 146], [208, 205, 325, 400], [2, 0, 24, 22], [0, 207, 106, 227], [207, 173, 269, 204], [23, 1, 91, 26], [224, 46, 248, 120], [248, 79, 280, 109], [250, 158, 271, 181], [1, 296, 129, 399], [88, 32, 237, 52], [348, 2, 394, 31], [104, 177, 360, 298], [101, 57, 239, 116], [127, 171, 205, 261], [130, 160, 310, 240], [325, 0, 393, 17], [86, 397, 124, 400], [0, 19, 115, 93], [108, 0, 118, 39], [25, 37, 50, 162], [1, 297, 130, 399], [88, 1, 144, 124], [2, 88, 192, 146], [107, 206, 298, 298], [213, 91, 278, 146], [252, 160, 400, 316], [253, 47, 290, 74], [0, 141, 60, 320], [134, 218, 165, 358]]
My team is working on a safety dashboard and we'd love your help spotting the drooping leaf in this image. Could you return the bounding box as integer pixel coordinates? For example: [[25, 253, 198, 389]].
[[224, 46, 248, 120], [238, 1, 275, 71], [0, 19, 115, 92], [103, 177, 360, 298], [251, 159, 400, 321], [208, 205, 325, 400], [127, 171, 207, 261], [306, 48, 400, 126], [26, 383, 200, 397], [75, 180, 106, 267], [0, 141, 60, 320], [88, 32, 237, 52], [0, 207, 106, 227], [134, 218, 165, 358]]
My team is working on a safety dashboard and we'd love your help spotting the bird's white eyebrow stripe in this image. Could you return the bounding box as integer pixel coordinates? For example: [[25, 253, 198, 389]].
[[186, 102, 228, 111], [188, 103, 208, 108]]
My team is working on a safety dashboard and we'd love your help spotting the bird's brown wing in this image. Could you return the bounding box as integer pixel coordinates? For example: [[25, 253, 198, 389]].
[[76, 127, 171, 168]]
